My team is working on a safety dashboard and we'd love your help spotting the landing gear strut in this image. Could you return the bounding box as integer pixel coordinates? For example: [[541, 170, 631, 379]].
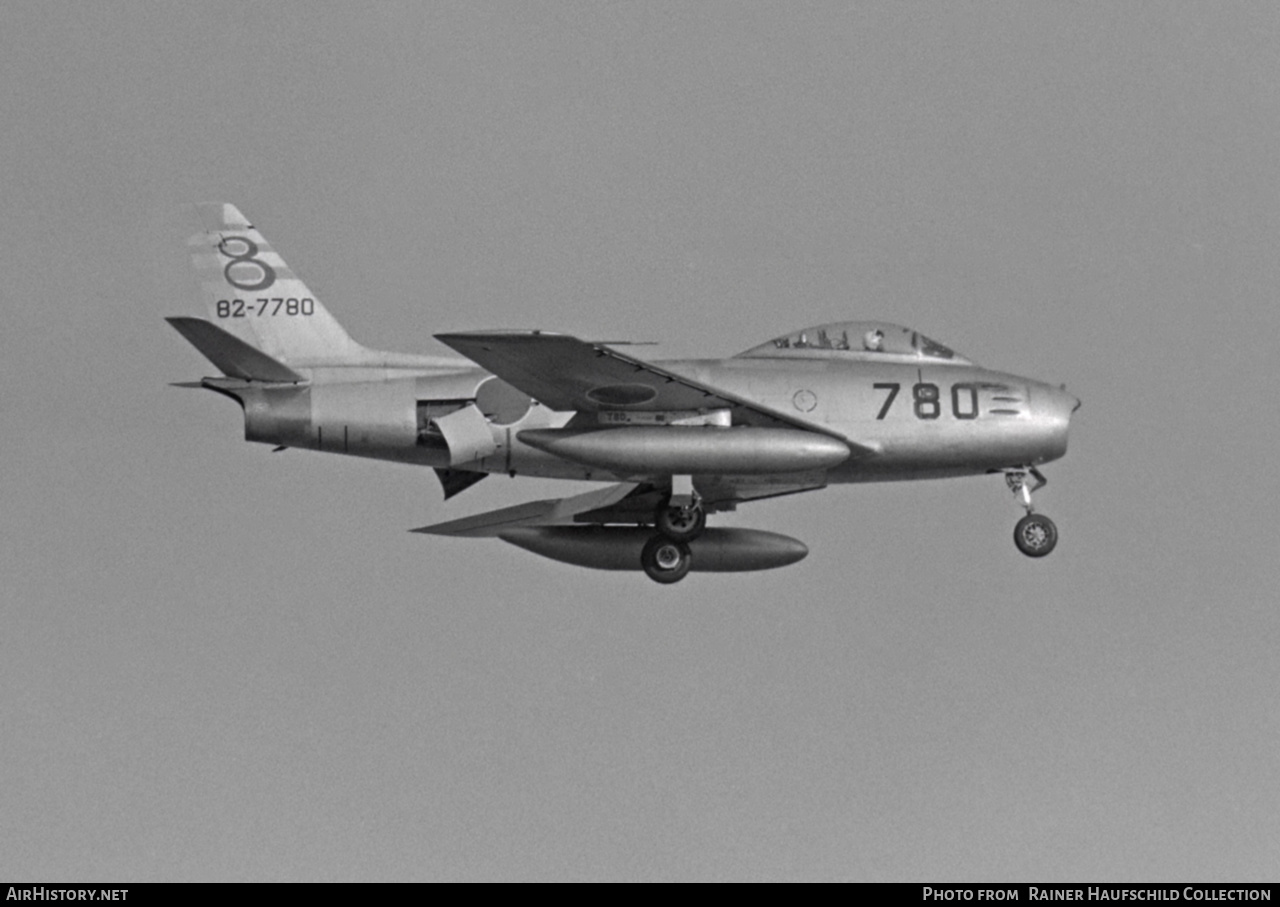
[[1005, 467, 1058, 558]]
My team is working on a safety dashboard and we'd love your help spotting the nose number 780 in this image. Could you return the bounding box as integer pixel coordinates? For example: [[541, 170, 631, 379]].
[[873, 382, 980, 421]]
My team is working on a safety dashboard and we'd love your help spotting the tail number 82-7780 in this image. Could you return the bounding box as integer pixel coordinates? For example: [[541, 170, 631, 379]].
[[216, 298, 315, 318]]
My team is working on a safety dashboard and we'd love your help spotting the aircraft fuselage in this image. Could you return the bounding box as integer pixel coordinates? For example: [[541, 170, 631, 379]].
[[215, 355, 1076, 485]]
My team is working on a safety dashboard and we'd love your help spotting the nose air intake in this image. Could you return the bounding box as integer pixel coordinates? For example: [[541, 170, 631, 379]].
[[1045, 386, 1081, 423], [1057, 384, 1082, 414]]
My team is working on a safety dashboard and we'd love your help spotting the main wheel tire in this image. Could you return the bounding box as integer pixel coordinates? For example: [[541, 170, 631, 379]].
[[1014, 513, 1058, 558], [655, 501, 706, 541], [641, 535, 692, 584]]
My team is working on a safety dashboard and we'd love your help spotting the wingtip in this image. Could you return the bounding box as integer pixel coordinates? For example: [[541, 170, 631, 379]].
[[410, 524, 469, 537]]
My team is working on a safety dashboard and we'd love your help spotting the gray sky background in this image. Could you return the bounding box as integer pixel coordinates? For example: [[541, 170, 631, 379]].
[[2, 1, 1278, 881]]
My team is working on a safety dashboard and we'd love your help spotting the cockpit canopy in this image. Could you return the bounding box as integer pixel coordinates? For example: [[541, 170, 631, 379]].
[[735, 321, 971, 364]]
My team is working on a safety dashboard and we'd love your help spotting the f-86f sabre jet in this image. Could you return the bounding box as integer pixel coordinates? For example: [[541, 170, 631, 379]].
[[169, 204, 1080, 583]]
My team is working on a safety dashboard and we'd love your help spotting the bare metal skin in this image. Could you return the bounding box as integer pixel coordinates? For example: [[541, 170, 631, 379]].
[[170, 205, 1079, 583]]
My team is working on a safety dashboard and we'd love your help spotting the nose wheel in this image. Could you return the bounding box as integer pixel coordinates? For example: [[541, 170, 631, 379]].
[[1005, 467, 1058, 558], [1014, 512, 1058, 557]]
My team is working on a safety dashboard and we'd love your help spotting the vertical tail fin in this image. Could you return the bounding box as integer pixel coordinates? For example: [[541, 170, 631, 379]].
[[187, 203, 368, 365]]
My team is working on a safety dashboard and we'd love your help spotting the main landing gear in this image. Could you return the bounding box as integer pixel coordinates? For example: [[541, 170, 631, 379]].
[[641, 535, 693, 584], [641, 486, 705, 583], [655, 496, 706, 542], [1005, 467, 1058, 558]]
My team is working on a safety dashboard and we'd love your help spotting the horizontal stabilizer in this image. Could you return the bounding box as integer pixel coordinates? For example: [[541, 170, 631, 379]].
[[166, 317, 304, 382]]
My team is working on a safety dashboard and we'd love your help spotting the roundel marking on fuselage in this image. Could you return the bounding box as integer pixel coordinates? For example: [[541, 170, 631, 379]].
[[793, 389, 817, 412]]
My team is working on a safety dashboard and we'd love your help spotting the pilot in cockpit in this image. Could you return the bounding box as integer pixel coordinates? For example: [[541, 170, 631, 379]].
[[863, 328, 885, 352]]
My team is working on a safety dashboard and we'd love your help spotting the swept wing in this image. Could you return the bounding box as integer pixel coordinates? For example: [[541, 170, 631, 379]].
[[415, 474, 830, 538], [414, 482, 645, 537]]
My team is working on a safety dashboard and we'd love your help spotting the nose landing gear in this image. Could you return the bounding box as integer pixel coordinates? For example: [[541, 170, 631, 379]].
[[1005, 467, 1058, 558]]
